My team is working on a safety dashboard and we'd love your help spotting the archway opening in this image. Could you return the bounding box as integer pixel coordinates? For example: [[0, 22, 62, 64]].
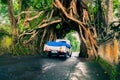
[[64, 31, 80, 50]]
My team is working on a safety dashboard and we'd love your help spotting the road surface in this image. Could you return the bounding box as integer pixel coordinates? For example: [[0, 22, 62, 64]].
[[0, 52, 110, 80]]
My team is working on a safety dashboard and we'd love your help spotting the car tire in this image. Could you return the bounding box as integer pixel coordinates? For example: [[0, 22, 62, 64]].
[[69, 52, 72, 57], [48, 51, 51, 57], [56, 53, 59, 58], [69, 54, 71, 57], [64, 53, 67, 58]]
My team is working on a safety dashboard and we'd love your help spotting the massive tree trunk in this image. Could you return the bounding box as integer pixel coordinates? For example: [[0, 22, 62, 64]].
[[54, 0, 98, 58], [7, 0, 18, 49], [106, 0, 113, 32], [79, 40, 88, 58]]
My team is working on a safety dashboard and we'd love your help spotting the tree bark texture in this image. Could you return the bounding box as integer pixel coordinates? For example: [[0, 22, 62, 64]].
[[7, 0, 18, 49]]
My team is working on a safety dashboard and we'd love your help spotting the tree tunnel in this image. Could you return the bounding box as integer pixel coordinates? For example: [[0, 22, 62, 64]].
[[53, 22, 89, 58], [19, 0, 98, 59]]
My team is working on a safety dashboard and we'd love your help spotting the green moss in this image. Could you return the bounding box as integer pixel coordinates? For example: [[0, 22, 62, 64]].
[[97, 57, 117, 80], [1, 36, 11, 48], [56, 24, 61, 29], [12, 44, 34, 56]]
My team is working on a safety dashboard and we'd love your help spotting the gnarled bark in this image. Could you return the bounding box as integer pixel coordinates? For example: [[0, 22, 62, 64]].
[[18, 0, 98, 58], [7, 0, 18, 49]]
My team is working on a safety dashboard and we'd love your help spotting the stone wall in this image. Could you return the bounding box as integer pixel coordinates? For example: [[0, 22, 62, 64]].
[[98, 39, 119, 64]]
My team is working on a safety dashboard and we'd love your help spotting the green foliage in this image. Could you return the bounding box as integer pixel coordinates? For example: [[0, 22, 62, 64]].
[[21, 0, 53, 11], [113, 0, 120, 17], [113, 0, 120, 11], [18, 0, 53, 33], [12, 44, 33, 55], [88, 0, 107, 39], [56, 24, 61, 29], [0, 25, 11, 54], [97, 57, 117, 80], [0, 0, 8, 23], [0, 25, 11, 40], [1, 0, 7, 4], [65, 32, 80, 52], [13, 0, 19, 15], [21, 0, 31, 10], [0, 47, 11, 55], [1, 36, 11, 48], [30, 13, 45, 29]]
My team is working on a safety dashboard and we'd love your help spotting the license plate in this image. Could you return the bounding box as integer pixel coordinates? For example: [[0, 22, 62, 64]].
[[51, 50, 58, 53]]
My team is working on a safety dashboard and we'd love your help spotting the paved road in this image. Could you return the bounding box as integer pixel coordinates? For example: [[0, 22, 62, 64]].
[[0, 52, 110, 80]]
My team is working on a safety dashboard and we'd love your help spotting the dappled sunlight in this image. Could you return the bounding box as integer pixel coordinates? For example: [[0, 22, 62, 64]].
[[70, 62, 90, 80], [42, 63, 56, 73], [0, 36, 11, 54], [1, 36, 11, 48]]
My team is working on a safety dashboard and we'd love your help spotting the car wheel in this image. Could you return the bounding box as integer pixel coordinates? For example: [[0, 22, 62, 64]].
[[69, 52, 72, 57], [48, 51, 51, 57], [56, 53, 59, 58], [69, 54, 71, 57], [66, 52, 71, 57], [64, 53, 67, 58]]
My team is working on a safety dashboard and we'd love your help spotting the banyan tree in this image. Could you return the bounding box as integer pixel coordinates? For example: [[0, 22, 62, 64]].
[[18, 0, 98, 58]]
